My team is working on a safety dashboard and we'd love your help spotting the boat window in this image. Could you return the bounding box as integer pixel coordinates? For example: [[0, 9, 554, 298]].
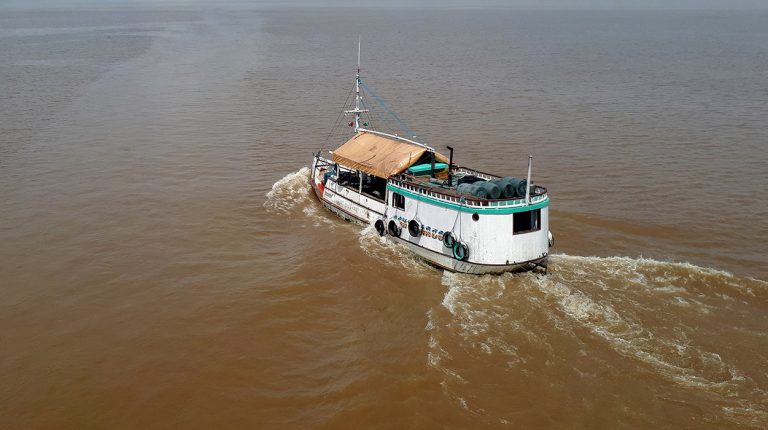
[[392, 192, 405, 210], [360, 174, 386, 202], [513, 209, 540, 234], [337, 170, 360, 188]]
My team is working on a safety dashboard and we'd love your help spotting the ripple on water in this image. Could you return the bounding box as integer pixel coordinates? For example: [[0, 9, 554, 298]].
[[428, 254, 768, 427]]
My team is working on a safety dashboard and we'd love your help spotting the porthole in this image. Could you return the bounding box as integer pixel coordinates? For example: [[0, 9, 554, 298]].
[[472, 213, 479, 222]]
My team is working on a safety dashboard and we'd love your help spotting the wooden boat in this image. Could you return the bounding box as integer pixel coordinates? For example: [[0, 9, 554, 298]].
[[309, 42, 552, 274]]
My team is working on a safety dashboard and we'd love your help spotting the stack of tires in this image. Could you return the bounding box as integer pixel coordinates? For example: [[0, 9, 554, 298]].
[[457, 176, 527, 199]]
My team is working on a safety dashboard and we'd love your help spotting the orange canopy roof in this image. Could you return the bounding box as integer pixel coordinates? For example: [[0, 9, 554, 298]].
[[331, 132, 448, 178]]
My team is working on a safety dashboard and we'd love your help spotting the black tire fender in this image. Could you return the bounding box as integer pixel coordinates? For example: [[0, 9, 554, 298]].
[[443, 231, 456, 249], [388, 220, 401, 237], [408, 219, 421, 237], [374, 219, 385, 236], [453, 241, 469, 261]]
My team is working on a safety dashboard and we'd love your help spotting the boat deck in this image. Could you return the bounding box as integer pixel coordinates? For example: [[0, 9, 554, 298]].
[[390, 167, 547, 205], [317, 155, 547, 208]]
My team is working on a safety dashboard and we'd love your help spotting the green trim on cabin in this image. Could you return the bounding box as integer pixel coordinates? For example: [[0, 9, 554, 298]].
[[386, 184, 549, 214]]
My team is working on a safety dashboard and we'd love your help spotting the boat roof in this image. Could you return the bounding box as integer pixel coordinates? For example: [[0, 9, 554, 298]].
[[331, 131, 448, 179]]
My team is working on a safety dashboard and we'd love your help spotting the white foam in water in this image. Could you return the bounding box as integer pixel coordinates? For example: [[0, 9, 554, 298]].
[[722, 405, 768, 428], [440, 272, 462, 316], [531, 257, 742, 387], [439, 271, 538, 368], [266, 168, 439, 274], [264, 167, 312, 213], [265, 167, 343, 230], [549, 254, 768, 306], [550, 253, 767, 288], [356, 222, 434, 277], [429, 253, 767, 427]]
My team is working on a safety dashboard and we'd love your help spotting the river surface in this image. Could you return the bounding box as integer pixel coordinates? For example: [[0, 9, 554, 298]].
[[1, 4, 767, 429]]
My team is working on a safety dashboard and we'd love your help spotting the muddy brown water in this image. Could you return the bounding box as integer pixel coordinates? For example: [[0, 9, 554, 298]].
[[1, 4, 767, 429]]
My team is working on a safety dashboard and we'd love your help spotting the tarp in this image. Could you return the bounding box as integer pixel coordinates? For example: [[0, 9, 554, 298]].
[[331, 132, 448, 178]]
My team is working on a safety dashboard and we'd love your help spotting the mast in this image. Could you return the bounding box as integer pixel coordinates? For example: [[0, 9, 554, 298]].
[[346, 36, 368, 132], [355, 36, 361, 131]]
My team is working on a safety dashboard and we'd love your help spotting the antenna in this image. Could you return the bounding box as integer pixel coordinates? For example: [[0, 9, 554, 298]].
[[345, 36, 368, 132], [355, 36, 361, 131]]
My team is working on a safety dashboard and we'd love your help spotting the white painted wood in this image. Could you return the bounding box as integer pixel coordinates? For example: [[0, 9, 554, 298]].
[[310, 155, 550, 274]]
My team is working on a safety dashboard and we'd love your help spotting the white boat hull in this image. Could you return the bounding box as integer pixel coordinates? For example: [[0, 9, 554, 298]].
[[391, 235, 546, 274], [310, 156, 551, 275]]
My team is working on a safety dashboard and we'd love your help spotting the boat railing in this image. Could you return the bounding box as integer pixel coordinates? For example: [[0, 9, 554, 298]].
[[317, 155, 546, 208], [388, 176, 547, 208], [453, 166, 498, 180]]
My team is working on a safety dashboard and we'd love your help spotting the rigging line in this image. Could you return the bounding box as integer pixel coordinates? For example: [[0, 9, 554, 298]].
[[361, 88, 399, 136], [320, 84, 354, 153], [359, 93, 372, 127], [319, 82, 357, 153], [375, 118, 397, 136], [359, 79, 418, 140], [361, 93, 386, 134], [365, 97, 386, 133], [457, 198, 465, 239], [361, 91, 397, 136], [451, 197, 464, 234], [360, 92, 381, 131], [360, 79, 411, 137]]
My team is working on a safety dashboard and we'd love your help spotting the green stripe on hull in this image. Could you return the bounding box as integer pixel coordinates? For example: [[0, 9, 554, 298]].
[[386, 184, 549, 214]]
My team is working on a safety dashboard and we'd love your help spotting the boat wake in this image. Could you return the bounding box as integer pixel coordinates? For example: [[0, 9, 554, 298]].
[[264, 167, 312, 214], [265, 168, 768, 426], [264, 167, 340, 229], [356, 223, 436, 278], [265, 168, 438, 276], [429, 254, 768, 427]]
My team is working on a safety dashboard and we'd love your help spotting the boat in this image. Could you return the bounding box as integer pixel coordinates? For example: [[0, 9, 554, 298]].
[[309, 42, 553, 274]]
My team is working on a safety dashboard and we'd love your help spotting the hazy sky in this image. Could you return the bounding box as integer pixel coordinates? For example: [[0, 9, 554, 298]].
[[1, 0, 768, 10]]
